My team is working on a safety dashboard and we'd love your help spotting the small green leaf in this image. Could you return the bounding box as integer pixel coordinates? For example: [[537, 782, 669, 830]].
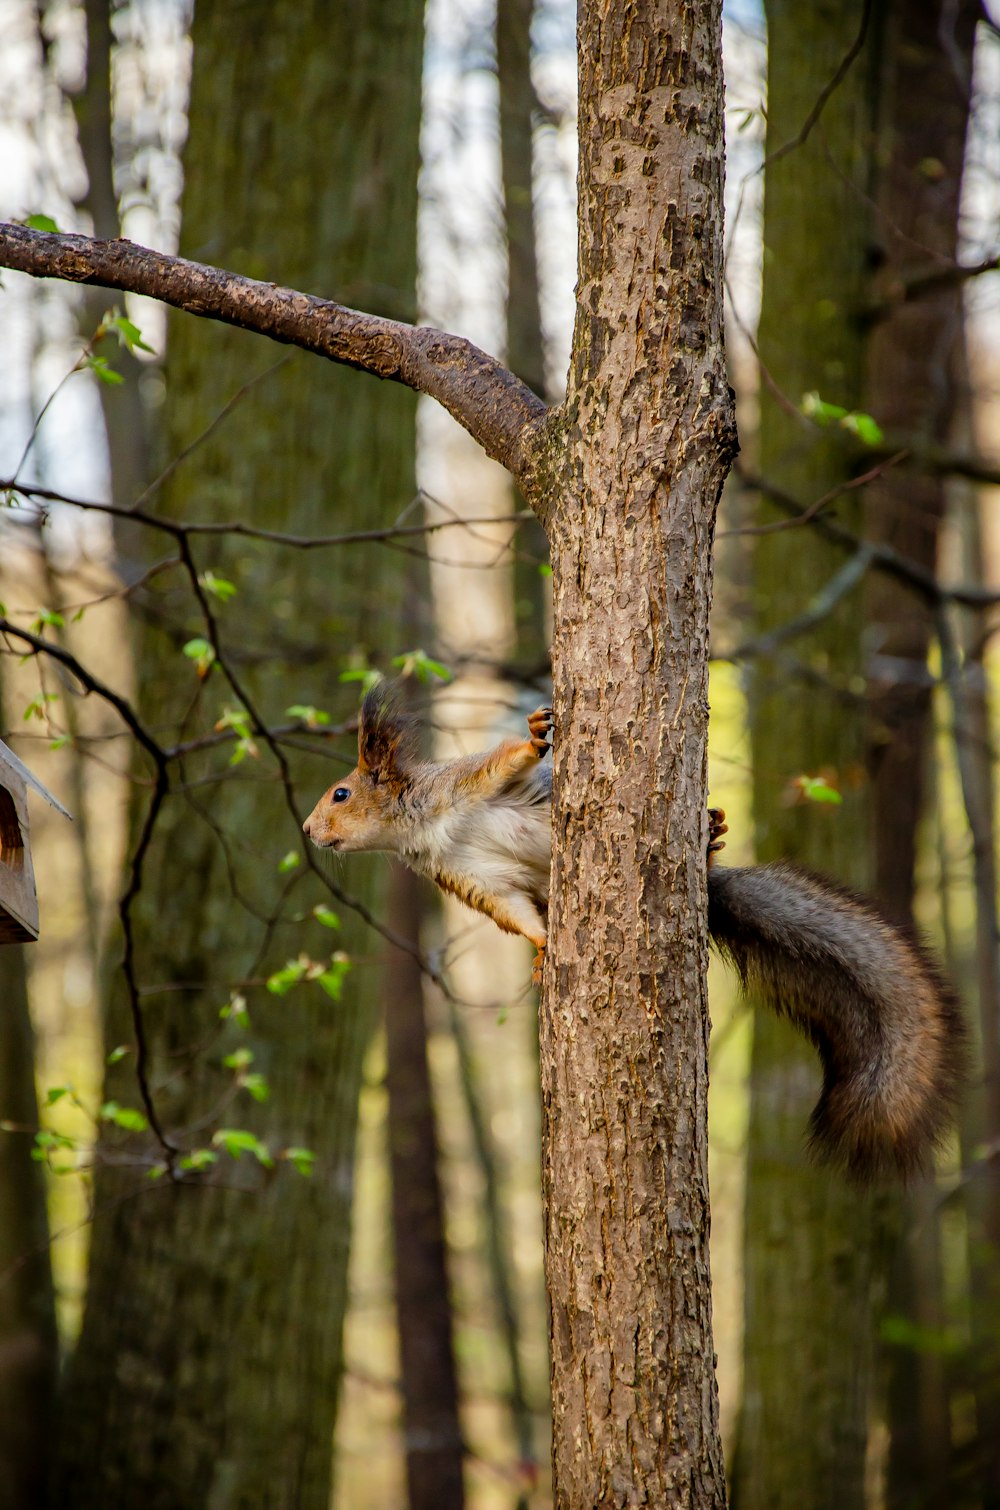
[[45, 1085, 71, 1105], [390, 648, 452, 684], [267, 958, 309, 996], [100, 1101, 149, 1132], [284, 1146, 316, 1177], [338, 667, 383, 693], [108, 312, 155, 354], [33, 608, 65, 630], [220, 991, 249, 1027], [182, 637, 216, 677], [24, 693, 58, 721], [84, 354, 124, 386], [242, 1073, 270, 1103], [843, 411, 884, 446], [277, 851, 301, 874], [223, 1048, 254, 1071], [801, 391, 848, 424], [49, 735, 70, 751], [799, 776, 843, 805], [285, 704, 330, 727], [318, 954, 351, 1001], [26, 213, 59, 233], [179, 1148, 218, 1173], [312, 904, 340, 929], [200, 570, 237, 603], [106, 1045, 129, 1065], [212, 1128, 274, 1168]]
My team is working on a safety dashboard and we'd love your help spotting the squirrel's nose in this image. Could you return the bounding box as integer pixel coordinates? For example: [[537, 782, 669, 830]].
[[302, 816, 312, 837]]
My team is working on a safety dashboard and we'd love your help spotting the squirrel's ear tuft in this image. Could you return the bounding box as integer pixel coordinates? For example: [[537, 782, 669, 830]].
[[357, 682, 419, 785]]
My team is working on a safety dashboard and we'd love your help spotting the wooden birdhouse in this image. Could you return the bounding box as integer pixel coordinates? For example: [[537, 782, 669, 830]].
[[0, 740, 71, 945]]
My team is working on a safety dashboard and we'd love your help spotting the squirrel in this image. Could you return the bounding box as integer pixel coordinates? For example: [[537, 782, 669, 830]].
[[303, 684, 964, 1181]]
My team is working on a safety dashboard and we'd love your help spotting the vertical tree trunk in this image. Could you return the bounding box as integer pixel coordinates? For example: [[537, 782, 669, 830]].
[[0, 942, 58, 1510], [384, 858, 465, 1510], [497, 0, 551, 661], [54, 5, 424, 1506], [541, 2, 736, 1504], [734, 3, 884, 1506], [862, 5, 977, 1504]]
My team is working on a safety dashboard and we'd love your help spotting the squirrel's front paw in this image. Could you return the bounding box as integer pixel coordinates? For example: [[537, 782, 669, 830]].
[[707, 807, 728, 864], [527, 706, 553, 758]]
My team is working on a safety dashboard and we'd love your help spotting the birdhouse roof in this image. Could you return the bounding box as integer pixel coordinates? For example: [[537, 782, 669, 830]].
[[0, 739, 72, 820]]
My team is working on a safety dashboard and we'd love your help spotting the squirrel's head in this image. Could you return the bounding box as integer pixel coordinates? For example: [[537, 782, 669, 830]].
[[303, 683, 419, 854]]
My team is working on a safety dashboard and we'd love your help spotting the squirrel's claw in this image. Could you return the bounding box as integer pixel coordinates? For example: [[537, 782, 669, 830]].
[[707, 806, 728, 865], [527, 705, 553, 759]]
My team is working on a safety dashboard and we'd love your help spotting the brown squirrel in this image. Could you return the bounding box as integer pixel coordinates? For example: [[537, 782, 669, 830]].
[[304, 685, 964, 1181]]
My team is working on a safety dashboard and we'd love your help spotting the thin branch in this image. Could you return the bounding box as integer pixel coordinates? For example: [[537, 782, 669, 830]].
[[0, 224, 550, 484]]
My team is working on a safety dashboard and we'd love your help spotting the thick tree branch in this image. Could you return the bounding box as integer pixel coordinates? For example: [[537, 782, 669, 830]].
[[0, 224, 550, 485]]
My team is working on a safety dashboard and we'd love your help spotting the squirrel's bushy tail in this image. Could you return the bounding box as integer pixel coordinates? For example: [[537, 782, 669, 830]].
[[707, 863, 965, 1181]]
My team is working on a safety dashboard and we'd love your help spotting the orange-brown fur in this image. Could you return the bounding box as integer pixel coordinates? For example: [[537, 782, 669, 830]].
[[304, 691, 964, 1179]]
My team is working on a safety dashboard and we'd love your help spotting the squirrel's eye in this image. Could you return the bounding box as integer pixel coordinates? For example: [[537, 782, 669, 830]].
[[332, 787, 351, 803]]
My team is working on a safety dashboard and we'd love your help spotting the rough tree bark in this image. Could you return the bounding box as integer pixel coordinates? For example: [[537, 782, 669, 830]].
[[862, 5, 977, 1504], [0, 942, 57, 1510], [0, 1, 737, 1500], [52, 4, 424, 1506], [541, 3, 736, 1504], [733, 3, 884, 1506]]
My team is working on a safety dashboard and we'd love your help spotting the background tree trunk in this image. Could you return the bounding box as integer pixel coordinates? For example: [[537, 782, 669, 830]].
[[53, 4, 424, 1505], [861, 5, 977, 1504], [384, 858, 465, 1510], [0, 941, 57, 1510], [540, 1, 736, 1504], [733, 3, 884, 1506]]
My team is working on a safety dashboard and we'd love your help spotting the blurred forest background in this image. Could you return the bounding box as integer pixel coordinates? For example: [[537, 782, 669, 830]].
[[0, 0, 999, 1507]]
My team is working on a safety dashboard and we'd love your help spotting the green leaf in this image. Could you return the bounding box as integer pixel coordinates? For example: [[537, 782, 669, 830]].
[[49, 735, 70, 751], [26, 213, 59, 233], [391, 648, 452, 684], [799, 776, 843, 805], [338, 667, 382, 693], [277, 851, 301, 874], [23, 693, 58, 720], [33, 1128, 76, 1152], [242, 1073, 270, 1103], [801, 391, 849, 424], [220, 991, 249, 1027], [285, 704, 330, 727], [212, 1128, 275, 1168], [538, 562, 553, 578], [318, 954, 351, 1001], [84, 354, 125, 386], [284, 1146, 316, 1177], [200, 570, 237, 603], [45, 1085, 71, 1105], [266, 959, 309, 996], [108, 312, 155, 354], [842, 411, 884, 446], [182, 637, 216, 676], [100, 1100, 149, 1132], [34, 608, 65, 630], [312, 904, 340, 929], [106, 1045, 129, 1065], [178, 1148, 218, 1173], [223, 1048, 254, 1071]]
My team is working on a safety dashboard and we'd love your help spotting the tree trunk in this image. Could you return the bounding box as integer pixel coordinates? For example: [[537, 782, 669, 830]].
[[384, 859, 465, 1510], [541, 2, 736, 1504], [53, 4, 423, 1506], [733, 3, 884, 1506], [498, 0, 551, 660], [0, 942, 58, 1510], [861, 5, 977, 1504]]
